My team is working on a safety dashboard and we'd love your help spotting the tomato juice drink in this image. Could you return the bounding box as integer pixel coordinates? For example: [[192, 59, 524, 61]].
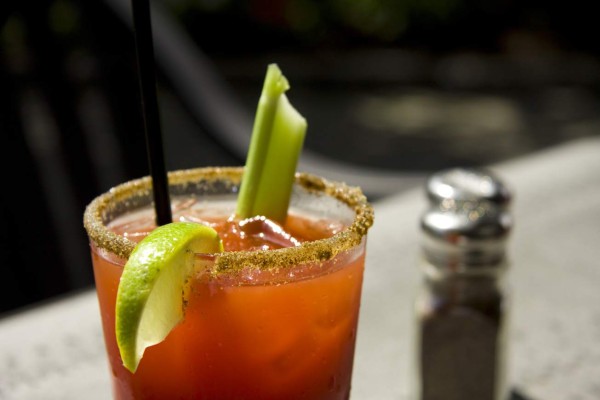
[[84, 167, 374, 400]]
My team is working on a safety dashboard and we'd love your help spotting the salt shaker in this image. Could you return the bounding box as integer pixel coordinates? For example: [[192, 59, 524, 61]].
[[412, 167, 513, 400]]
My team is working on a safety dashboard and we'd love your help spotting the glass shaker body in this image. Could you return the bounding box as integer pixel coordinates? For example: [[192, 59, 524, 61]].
[[414, 264, 510, 400]]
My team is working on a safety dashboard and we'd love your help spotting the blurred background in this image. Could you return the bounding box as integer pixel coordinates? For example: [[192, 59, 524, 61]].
[[1, 0, 599, 314]]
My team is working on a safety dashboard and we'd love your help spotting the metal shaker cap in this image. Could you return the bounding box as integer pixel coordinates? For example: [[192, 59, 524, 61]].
[[421, 168, 513, 271], [426, 168, 511, 209]]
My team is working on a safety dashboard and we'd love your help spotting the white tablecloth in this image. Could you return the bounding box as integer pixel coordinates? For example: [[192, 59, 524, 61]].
[[1, 137, 600, 400]]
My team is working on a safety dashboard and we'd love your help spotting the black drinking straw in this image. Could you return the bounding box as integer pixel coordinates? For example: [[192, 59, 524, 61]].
[[131, 0, 172, 226]]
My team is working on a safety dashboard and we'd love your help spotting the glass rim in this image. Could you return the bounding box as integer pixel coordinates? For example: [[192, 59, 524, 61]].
[[83, 166, 374, 275]]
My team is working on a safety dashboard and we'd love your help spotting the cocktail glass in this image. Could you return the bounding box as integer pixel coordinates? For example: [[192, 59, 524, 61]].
[[83, 167, 373, 400]]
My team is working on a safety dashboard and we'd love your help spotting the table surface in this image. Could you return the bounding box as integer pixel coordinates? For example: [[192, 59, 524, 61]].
[[1, 137, 599, 400]]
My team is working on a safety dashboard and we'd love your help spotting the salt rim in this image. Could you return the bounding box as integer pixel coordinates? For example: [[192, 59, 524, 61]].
[[83, 167, 374, 275]]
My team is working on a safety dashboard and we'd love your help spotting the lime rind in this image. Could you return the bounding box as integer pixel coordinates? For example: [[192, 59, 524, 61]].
[[116, 222, 223, 372]]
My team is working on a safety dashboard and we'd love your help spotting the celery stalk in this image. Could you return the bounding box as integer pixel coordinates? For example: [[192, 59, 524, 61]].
[[236, 64, 307, 224]]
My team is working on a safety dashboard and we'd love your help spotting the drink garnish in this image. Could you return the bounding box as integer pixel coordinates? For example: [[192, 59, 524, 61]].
[[115, 222, 223, 372], [112, 65, 330, 373], [236, 63, 307, 224]]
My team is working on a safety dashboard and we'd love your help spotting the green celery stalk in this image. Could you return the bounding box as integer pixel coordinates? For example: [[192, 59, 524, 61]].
[[236, 64, 307, 224]]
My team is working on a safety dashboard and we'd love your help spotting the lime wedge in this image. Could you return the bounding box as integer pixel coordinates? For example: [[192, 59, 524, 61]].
[[115, 222, 223, 372]]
